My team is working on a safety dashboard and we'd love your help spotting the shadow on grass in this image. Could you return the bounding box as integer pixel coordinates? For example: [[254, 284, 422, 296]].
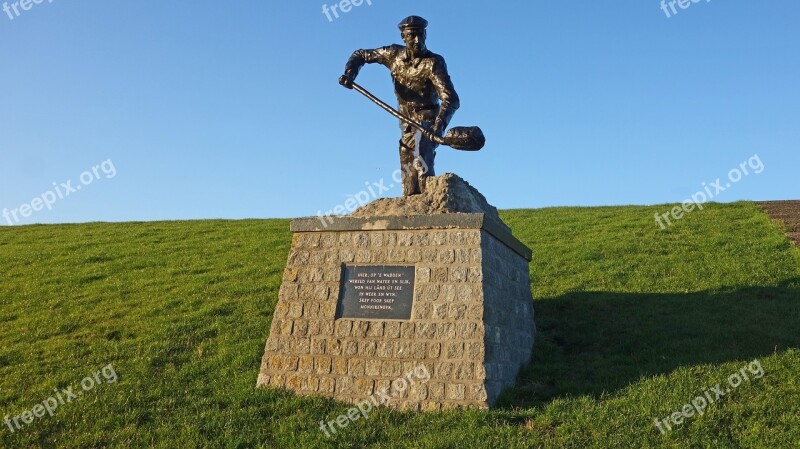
[[498, 278, 800, 409]]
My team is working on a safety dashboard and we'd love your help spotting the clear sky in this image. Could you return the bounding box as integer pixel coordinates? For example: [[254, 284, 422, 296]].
[[1, 0, 798, 225]]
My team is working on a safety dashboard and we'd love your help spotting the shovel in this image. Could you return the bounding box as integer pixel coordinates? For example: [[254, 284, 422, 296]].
[[348, 81, 485, 151]]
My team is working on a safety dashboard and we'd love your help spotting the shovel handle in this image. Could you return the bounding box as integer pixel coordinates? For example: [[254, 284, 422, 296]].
[[350, 82, 444, 144]]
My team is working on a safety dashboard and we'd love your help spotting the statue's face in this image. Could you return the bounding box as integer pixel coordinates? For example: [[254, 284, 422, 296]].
[[402, 29, 426, 56]]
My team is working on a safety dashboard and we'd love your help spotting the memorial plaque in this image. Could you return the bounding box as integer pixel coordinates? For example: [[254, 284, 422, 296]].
[[336, 265, 415, 320]]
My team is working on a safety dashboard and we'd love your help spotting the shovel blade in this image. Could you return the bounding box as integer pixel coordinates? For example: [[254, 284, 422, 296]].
[[443, 126, 485, 151]]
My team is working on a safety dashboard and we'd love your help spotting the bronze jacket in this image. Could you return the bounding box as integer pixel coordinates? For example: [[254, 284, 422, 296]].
[[344, 45, 460, 132]]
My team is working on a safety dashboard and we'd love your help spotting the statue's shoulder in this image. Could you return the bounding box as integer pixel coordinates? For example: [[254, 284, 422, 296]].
[[426, 51, 448, 68], [370, 44, 404, 62], [384, 44, 405, 55]]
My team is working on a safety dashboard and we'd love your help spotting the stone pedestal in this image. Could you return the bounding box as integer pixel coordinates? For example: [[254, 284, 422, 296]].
[[257, 213, 535, 410]]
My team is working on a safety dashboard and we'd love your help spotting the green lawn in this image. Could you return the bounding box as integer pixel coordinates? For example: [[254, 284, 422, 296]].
[[1, 202, 798, 448]]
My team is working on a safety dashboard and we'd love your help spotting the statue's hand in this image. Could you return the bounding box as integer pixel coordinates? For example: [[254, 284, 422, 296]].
[[432, 120, 446, 139], [339, 74, 355, 89], [423, 129, 441, 144]]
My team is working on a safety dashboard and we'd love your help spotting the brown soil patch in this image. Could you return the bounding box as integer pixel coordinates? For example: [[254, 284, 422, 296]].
[[758, 201, 800, 245]]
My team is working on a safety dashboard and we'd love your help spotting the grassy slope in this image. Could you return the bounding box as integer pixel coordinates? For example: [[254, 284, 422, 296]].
[[0, 202, 798, 448]]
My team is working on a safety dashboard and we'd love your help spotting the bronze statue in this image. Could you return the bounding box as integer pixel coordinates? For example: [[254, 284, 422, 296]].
[[339, 16, 484, 196]]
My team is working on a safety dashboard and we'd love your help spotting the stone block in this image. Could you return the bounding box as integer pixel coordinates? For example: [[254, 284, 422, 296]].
[[258, 213, 536, 409]]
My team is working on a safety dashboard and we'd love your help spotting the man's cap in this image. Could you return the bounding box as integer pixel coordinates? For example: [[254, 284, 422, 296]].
[[398, 16, 428, 31]]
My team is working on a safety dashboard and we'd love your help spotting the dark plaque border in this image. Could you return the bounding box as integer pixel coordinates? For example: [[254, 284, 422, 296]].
[[336, 265, 416, 320]]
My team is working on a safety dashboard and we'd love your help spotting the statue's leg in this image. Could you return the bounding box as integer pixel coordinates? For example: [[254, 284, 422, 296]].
[[399, 128, 420, 196], [416, 120, 437, 194]]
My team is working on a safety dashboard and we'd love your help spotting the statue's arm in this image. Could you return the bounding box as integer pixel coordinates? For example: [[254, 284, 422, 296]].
[[341, 46, 397, 85], [431, 57, 460, 136]]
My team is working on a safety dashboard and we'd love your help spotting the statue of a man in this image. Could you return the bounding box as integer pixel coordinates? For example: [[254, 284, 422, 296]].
[[339, 16, 460, 196]]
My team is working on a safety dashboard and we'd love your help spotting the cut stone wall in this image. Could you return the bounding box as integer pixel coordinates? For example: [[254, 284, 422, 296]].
[[481, 229, 537, 402], [257, 214, 535, 410]]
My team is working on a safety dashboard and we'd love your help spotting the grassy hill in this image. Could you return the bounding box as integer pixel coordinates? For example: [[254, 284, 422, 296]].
[[1, 202, 798, 448]]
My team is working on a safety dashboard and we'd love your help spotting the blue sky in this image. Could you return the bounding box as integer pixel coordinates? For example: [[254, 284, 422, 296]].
[[1, 1, 798, 225]]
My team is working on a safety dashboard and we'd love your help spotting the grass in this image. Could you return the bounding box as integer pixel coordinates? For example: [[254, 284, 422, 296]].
[[0, 201, 798, 448]]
